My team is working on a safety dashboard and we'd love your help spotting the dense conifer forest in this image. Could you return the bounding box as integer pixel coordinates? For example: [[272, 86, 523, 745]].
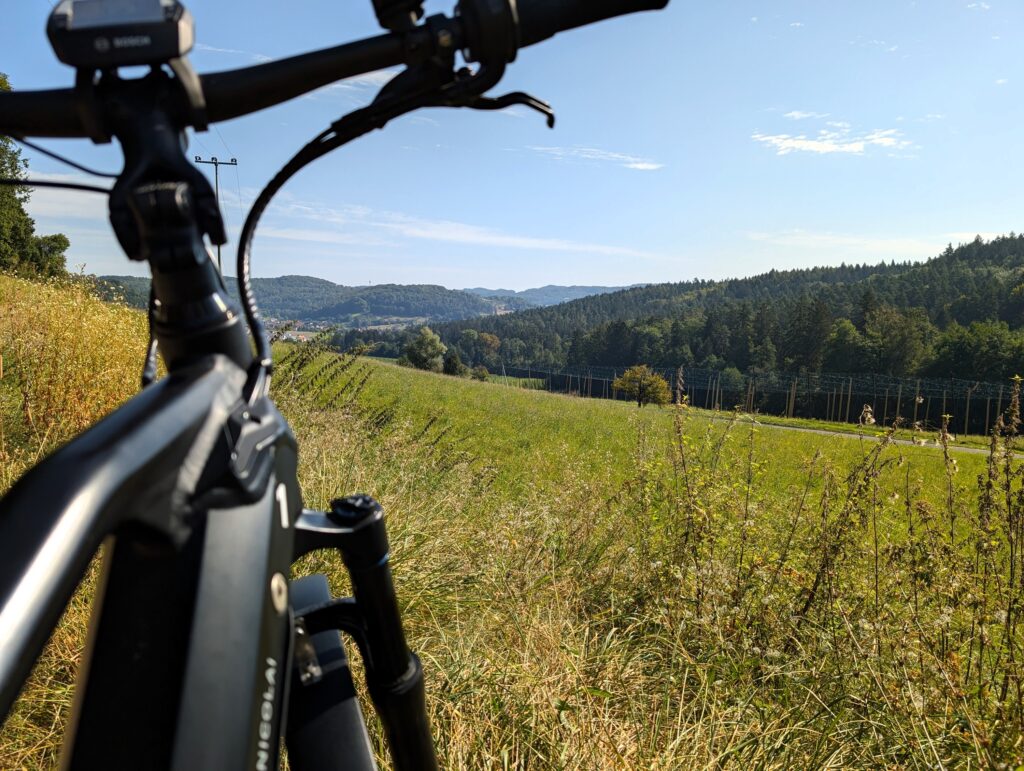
[[338, 235, 1024, 381]]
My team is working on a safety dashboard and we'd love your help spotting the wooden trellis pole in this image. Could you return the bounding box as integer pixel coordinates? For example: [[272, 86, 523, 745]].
[[964, 388, 971, 435], [965, 384, 979, 436]]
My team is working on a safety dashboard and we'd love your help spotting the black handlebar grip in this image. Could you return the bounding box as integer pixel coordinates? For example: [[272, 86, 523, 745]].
[[516, 0, 670, 47]]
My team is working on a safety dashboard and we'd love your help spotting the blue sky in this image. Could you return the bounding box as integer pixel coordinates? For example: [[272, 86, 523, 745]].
[[2, 1, 1023, 289]]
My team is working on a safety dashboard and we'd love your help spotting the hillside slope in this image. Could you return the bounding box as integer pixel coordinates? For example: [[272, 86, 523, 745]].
[[338, 234, 1024, 374], [94, 275, 532, 326]]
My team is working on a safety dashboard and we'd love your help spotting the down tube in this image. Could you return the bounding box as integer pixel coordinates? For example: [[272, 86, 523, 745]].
[[0, 355, 247, 721]]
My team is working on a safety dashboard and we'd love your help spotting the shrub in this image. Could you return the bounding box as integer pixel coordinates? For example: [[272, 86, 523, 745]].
[[443, 350, 469, 378]]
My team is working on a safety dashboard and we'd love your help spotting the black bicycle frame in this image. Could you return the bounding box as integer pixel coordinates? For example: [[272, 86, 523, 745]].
[[0, 352, 302, 768], [0, 91, 432, 766]]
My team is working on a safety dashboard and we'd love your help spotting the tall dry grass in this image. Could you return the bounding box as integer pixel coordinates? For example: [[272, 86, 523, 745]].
[[0, 274, 149, 488], [1, 273, 1024, 768], [0, 274, 149, 768]]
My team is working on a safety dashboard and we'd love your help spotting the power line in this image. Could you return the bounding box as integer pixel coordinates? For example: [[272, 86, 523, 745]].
[[211, 125, 248, 252], [194, 155, 238, 273], [189, 128, 213, 157]]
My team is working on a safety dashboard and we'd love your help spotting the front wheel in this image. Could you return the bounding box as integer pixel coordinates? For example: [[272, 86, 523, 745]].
[[285, 574, 377, 771]]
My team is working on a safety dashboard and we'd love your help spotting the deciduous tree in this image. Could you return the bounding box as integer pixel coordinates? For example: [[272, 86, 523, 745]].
[[0, 73, 70, 278], [613, 365, 671, 408], [403, 326, 447, 372]]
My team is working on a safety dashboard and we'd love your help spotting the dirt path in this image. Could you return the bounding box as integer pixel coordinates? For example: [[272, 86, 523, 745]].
[[720, 416, 997, 457]]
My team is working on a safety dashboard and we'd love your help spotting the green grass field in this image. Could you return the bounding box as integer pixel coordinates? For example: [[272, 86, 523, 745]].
[[3, 274, 1024, 769], [358, 357, 988, 505]]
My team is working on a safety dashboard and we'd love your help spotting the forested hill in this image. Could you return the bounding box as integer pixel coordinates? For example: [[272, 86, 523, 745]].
[[94, 275, 533, 326], [336, 234, 1024, 380]]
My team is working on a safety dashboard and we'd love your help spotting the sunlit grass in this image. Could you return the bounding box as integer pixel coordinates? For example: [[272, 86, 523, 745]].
[[2, 274, 1023, 769]]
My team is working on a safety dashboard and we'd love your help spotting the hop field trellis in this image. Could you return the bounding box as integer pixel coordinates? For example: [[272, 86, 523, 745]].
[[502, 363, 1013, 435]]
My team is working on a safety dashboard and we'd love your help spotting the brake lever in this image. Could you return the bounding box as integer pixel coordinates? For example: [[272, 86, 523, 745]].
[[465, 91, 556, 129]]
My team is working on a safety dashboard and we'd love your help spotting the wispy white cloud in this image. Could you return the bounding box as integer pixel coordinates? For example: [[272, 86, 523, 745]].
[[528, 146, 664, 171], [258, 227, 395, 248], [269, 199, 656, 258], [784, 110, 829, 120], [22, 172, 110, 220], [17, 173, 128, 273], [304, 69, 400, 103], [380, 215, 653, 255], [320, 69, 399, 92], [194, 43, 272, 63], [752, 125, 913, 156], [996, 78, 1009, 85], [848, 37, 901, 54], [967, 2, 991, 10], [22, 172, 658, 271], [790, 21, 805, 28]]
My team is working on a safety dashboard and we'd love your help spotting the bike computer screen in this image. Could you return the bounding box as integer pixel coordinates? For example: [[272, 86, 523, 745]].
[[48, 0, 194, 69], [64, 0, 165, 28]]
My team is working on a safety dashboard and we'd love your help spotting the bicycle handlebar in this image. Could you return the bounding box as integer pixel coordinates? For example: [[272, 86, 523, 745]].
[[0, 32, 414, 138], [516, 0, 670, 47], [0, 89, 82, 138], [0, 0, 669, 139], [202, 33, 408, 124]]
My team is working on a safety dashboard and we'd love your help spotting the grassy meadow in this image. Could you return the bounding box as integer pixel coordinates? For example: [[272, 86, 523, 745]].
[[2, 273, 1024, 768]]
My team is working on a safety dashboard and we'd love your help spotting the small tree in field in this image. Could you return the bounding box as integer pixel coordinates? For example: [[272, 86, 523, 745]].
[[613, 365, 671, 408], [403, 326, 447, 372]]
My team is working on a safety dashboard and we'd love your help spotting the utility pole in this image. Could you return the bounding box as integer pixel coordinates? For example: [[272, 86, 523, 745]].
[[194, 155, 237, 273]]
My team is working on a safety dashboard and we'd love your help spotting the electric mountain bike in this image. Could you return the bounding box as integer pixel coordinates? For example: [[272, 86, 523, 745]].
[[0, 1, 669, 768]]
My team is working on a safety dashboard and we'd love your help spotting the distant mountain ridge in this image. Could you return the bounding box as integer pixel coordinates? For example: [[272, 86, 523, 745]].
[[464, 285, 640, 307], [93, 275, 620, 327]]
